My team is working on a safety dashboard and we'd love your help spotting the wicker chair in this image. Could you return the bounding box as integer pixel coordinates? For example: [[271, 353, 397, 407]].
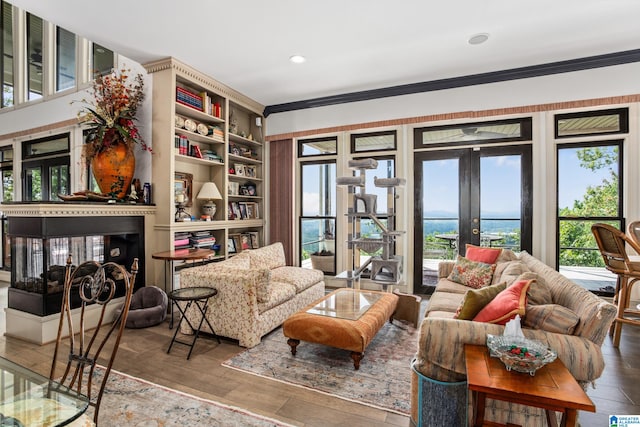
[[591, 223, 640, 346], [50, 255, 138, 425]]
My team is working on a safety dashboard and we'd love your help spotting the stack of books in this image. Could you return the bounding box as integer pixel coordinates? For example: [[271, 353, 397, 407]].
[[202, 149, 222, 162], [208, 126, 224, 142], [174, 232, 191, 249], [189, 231, 217, 248], [176, 87, 203, 111]]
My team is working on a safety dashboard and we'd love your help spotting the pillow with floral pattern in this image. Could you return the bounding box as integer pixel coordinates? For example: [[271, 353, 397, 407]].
[[447, 255, 496, 289]]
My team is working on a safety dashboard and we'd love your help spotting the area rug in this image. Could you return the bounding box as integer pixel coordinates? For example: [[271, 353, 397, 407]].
[[95, 368, 294, 426], [222, 321, 419, 415]]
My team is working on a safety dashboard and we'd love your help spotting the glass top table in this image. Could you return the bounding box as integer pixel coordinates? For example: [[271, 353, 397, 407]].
[[0, 356, 89, 427], [306, 288, 383, 320]]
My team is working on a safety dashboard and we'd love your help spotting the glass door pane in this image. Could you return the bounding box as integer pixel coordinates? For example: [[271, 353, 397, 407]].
[[480, 155, 522, 251], [49, 164, 68, 200], [24, 166, 42, 201], [423, 158, 459, 261]]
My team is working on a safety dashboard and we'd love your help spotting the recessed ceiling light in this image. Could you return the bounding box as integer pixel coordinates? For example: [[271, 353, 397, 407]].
[[289, 55, 306, 64], [468, 33, 489, 45]]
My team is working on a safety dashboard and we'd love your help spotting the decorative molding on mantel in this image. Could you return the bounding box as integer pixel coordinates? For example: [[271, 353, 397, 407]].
[[143, 57, 265, 114], [0, 203, 157, 217]]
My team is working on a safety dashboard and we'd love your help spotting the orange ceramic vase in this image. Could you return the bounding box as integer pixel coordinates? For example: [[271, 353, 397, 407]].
[[90, 143, 136, 199]]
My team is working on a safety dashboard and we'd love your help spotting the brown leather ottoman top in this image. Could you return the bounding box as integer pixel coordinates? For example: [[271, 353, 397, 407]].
[[283, 288, 399, 353]]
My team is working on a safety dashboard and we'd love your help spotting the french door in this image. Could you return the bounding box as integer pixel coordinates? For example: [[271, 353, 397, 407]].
[[413, 145, 532, 294]]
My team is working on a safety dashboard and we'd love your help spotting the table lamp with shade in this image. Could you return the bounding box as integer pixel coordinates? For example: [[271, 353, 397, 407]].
[[197, 182, 222, 220]]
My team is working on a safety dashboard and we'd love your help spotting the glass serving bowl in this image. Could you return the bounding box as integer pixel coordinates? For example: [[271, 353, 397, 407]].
[[486, 335, 557, 376]]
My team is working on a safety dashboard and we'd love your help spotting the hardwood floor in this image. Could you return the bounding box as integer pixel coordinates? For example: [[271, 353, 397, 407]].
[[0, 282, 638, 426]]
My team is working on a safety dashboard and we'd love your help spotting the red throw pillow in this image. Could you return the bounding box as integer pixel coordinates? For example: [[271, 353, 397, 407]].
[[465, 244, 502, 264], [473, 279, 532, 325]]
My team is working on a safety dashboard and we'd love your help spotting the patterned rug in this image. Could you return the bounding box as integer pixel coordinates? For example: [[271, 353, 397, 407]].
[[222, 321, 419, 415], [95, 368, 294, 426]]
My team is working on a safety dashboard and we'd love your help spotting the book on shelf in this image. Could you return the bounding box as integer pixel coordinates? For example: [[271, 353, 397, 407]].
[[176, 87, 203, 111], [192, 145, 203, 159], [199, 91, 212, 115]]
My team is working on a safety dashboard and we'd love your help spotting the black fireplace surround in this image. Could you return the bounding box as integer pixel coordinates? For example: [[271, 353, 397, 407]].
[[8, 215, 144, 316]]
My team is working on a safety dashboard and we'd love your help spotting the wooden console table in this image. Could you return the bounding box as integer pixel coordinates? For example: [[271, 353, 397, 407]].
[[464, 344, 595, 427]]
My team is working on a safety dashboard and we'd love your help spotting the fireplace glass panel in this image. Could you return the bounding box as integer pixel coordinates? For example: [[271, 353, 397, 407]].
[[13, 236, 105, 295]]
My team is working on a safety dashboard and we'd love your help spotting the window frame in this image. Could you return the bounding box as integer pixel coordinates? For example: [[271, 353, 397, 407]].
[[298, 158, 337, 273], [350, 130, 397, 153], [555, 139, 624, 283], [414, 117, 533, 149], [297, 136, 338, 157], [554, 107, 629, 139]]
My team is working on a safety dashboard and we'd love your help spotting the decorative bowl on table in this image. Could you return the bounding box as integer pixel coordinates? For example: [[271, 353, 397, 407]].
[[486, 335, 557, 376]]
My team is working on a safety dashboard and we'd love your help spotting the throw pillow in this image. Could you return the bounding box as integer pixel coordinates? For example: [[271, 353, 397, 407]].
[[473, 279, 532, 324], [465, 244, 503, 264], [523, 304, 580, 334], [447, 255, 496, 289], [454, 281, 507, 320], [497, 261, 530, 286], [513, 272, 553, 306]]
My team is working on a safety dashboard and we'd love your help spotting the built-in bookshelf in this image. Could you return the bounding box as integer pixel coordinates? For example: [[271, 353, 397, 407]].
[[144, 58, 266, 281]]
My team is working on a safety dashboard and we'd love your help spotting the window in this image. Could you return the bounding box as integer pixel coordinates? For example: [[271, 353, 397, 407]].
[[0, 146, 13, 201], [26, 13, 43, 100], [415, 118, 532, 149], [298, 136, 337, 157], [557, 141, 622, 295], [22, 134, 70, 201], [351, 131, 396, 153], [299, 160, 336, 273], [555, 108, 628, 138], [0, 145, 12, 271], [92, 43, 114, 76], [56, 27, 76, 91], [1, 1, 13, 108]]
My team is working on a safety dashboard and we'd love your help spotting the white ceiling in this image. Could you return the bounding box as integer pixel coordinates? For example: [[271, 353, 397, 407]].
[[8, 0, 640, 108]]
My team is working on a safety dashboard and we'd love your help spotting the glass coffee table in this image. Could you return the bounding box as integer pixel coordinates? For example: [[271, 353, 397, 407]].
[[283, 288, 398, 369]]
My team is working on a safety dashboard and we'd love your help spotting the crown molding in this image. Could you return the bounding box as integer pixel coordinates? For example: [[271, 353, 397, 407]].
[[263, 49, 640, 117]]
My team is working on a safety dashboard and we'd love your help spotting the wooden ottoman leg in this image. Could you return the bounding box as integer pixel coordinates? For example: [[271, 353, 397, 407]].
[[351, 352, 363, 370], [287, 338, 300, 356]]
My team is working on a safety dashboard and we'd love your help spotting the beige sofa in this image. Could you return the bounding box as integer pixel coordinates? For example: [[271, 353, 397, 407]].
[[414, 250, 617, 426], [179, 242, 325, 348]]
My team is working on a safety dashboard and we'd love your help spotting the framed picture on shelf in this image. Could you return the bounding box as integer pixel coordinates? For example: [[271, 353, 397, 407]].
[[235, 163, 245, 176], [248, 231, 259, 249], [230, 144, 240, 156], [174, 172, 193, 206], [240, 234, 251, 250], [245, 183, 257, 196], [244, 165, 256, 178], [245, 203, 254, 219], [231, 202, 241, 219], [227, 202, 236, 220], [247, 202, 260, 219], [232, 234, 243, 252], [228, 181, 239, 195], [227, 237, 237, 254], [238, 202, 248, 219], [240, 185, 249, 196]]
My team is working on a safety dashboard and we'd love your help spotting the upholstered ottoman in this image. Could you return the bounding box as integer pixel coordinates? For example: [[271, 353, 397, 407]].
[[283, 288, 399, 369]]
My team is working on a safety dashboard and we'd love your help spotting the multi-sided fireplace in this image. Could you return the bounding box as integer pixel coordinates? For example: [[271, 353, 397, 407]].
[[7, 215, 145, 316]]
